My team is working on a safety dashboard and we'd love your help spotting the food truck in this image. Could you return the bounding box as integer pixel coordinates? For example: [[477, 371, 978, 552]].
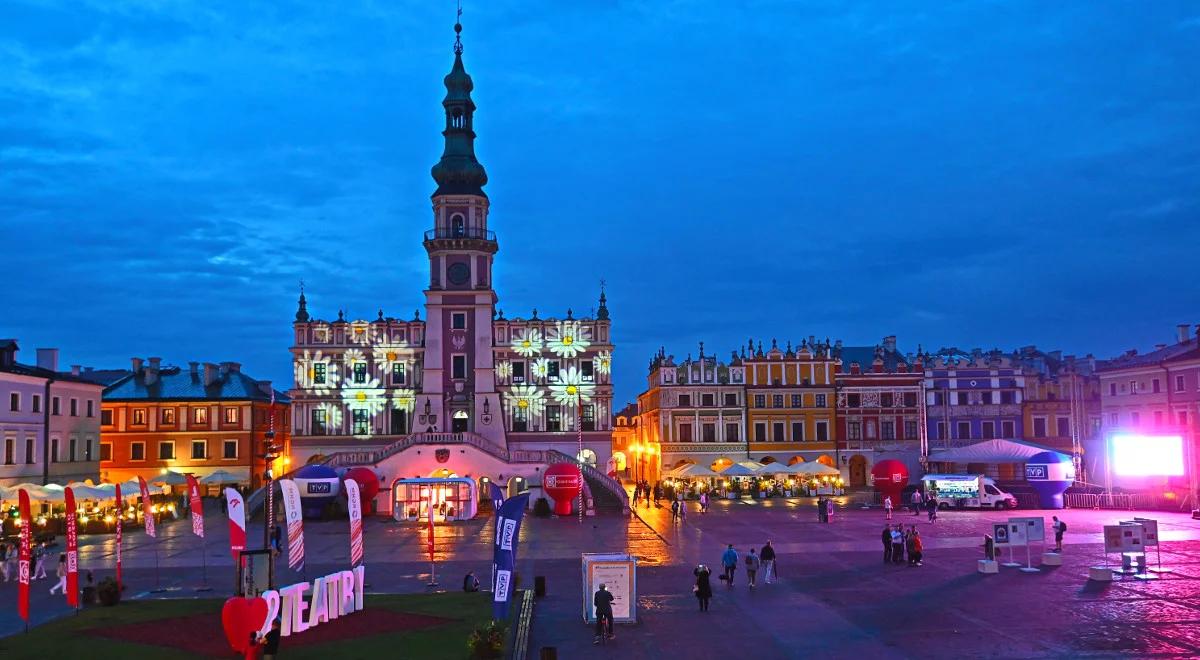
[[921, 474, 1017, 509]]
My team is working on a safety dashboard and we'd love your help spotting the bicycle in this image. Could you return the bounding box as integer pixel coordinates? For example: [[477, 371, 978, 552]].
[[593, 614, 614, 645]]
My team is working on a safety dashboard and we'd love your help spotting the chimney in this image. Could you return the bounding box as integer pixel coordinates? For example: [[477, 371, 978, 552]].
[[257, 380, 273, 397], [203, 363, 219, 386], [882, 336, 897, 353], [221, 361, 242, 374], [189, 361, 199, 377], [131, 357, 144, 374], [36, 348, 59, 372], [145, 357, 162, 386], [70, 365, 81, 376], [1178, 324, 1191, 344]]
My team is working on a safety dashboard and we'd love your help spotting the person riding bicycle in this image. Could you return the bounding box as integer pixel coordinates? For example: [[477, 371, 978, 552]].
[[593, 583, 615, 644]]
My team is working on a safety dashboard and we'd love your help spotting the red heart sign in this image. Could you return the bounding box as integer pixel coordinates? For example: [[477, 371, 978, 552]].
[[222, 596, 268, 653]]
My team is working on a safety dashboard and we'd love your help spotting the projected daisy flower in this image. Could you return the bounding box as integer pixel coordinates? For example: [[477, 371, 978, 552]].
[[372, 342, 411, 377], [596, 350, 612, 376], [549, 366, 595, 406], [316, 402, 343, 429], [504, 385, 546, 418], [391, 388, 417, 412], [531, 357, 551, 381], [495, 360, 512, 381], [547, 321, 589, 358], [294, 350, 339, 396], [513, 328, 543, 357], [341, 376, 387, 416]]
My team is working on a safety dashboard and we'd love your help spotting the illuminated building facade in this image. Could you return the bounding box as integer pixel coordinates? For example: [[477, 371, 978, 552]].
[[924, 348, 1027, 476], [609, 402, 639, 479], [637, 347, 746, 476], [834, 337, 925, 487], [98, 359, 289, 488], [743, 338, 839, 468], [1014, 348, 1101, 460], [288, 23, 617, 502]]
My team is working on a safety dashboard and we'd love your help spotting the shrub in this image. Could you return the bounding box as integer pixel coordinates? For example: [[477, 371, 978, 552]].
[[532, 498, 551, 518], [97, 577, 121, 606], [467, 620, 507, 659]]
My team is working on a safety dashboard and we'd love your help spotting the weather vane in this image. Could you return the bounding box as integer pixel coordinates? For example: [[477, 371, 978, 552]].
[[454, 1, 463, 55]]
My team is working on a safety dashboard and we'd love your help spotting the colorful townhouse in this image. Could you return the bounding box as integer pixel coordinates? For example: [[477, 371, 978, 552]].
[[924, 348, 1027, 476], [1014, 348, 1102, 472], [743, 337, 839, 468]]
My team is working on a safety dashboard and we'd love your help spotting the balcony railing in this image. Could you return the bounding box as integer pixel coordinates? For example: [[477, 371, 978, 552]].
[[424, 227, 496, 241]]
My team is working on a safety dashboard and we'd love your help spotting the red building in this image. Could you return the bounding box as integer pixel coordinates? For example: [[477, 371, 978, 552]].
[[834, 337, 925, 487]]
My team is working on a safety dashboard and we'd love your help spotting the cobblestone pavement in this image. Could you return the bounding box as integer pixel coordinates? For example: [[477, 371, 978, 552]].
[[3, 497, 1200, 658]]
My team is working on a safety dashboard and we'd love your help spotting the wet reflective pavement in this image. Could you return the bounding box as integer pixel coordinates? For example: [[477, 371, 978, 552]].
[[3, 498, 1200, 658]]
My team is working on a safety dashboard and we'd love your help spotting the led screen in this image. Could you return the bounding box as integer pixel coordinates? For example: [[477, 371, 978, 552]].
[[1110, 434, 1185, 476]]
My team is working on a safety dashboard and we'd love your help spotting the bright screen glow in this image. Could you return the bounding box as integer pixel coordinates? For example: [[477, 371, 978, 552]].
[[1110, 434, 1185, 476]]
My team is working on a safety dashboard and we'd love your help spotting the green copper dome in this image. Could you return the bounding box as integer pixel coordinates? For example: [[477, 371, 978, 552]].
[[431, 23, 487, 198]]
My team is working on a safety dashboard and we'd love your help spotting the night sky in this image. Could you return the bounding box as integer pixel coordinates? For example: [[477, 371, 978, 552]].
[[3, 1, 1198, 405]]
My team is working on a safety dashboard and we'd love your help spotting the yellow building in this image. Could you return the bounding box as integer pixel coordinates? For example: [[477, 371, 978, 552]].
[[743, 338, 839, 466]]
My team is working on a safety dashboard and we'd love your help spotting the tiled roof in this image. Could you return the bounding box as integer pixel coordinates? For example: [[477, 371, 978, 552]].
[[838, 346, 911, 373], [1097, 339, 1200, 372], [103, 366, 290, 403], [0, 361, 106, 386], [75, 369, 133, 386]]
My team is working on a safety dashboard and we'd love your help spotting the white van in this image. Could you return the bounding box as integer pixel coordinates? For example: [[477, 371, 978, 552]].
[[921, 474, 1017, 510]]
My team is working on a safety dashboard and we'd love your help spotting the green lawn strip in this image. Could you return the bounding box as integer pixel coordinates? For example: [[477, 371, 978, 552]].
[[0, 599, 214, 660]]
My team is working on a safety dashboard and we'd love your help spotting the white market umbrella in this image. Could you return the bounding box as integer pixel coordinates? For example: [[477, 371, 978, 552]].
[[758, 462, 793, 476], [718, 462, 763, 478], [674, 463, 720, 479], [795, 462, 841, 477], [201, 469, 241, 485], [150, 471, 192, 487], [64, 482, 112, 500]]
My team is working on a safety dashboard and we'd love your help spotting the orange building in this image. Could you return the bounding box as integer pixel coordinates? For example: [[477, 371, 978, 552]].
[[743, 338, 839, 467], [98, 358, 290, 488]]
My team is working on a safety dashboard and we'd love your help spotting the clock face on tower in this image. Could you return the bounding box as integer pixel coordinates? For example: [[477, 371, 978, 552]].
[[447, 262, 471, 286]]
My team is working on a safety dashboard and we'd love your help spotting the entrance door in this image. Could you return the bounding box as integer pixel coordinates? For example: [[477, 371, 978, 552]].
[[848, 455, 867, 487], [451, 410, 469, 433]]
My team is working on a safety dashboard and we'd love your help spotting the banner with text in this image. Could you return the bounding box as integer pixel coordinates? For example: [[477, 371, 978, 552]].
[[224, 487, 247, 560], [345, 479, 364, 567], [137, 476, 156, 538], [279, 479, 306, 571], [185, 474, 205, 538], [491, 492, 530, 621], [114, 484, 123, 589], [18, 488, 32, 623], [65, 486, 79, 607]]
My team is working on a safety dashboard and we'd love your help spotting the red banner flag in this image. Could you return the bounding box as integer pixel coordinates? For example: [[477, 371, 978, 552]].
[[65, 487, 79, 608], [137, 476, 156, 538], [224, 487, 246, 560], [345, 479, 364, 567], [185, 474, 205, 538], [427, 488, 435, 563], [114, 484, 123, 591], [278, 479, 305, 571], [18, 488, 32, 624]]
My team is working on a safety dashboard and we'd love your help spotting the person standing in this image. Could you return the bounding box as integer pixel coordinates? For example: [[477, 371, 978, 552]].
[[721, 544, 738, 585], [1052, 516, 1066, 552], [905, 528, 917, 566], [463, 571, 480, 592], [911, 489, 923, 516], [825, 497, 835, 523], [926, 496, 938, 522], [890, 526, 905, 564], [670, 498, 679, 522], [694, 564, 713, 612], [883, 495, 893, 520], [699, 491, 708, 514], [679, 498, 688, 523], [745, 548, 760, 589], [817, 496, 826, 523], [0, 541, 10, 582], [760, 541, 776, 584], [593, 584, 616, 644], [259, 618, 282, 660], [881, 525, 893, 563], [33, 542, 48, 579], [49, 554, 68, 594], [911, 530, 924, 566]]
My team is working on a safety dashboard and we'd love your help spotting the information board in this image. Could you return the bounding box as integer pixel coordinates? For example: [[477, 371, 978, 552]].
[[993, 523, 1009, 545], [1009, 517, 1045, 543], [1103, 524, 1145, 554], [581, 553, 637, 624], [1132, 518, 1159, 546]]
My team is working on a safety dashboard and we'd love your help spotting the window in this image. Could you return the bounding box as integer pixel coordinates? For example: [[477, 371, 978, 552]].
[[1130, 380, 1138, 393], [754, 395, 766, 408], [866, 420, 876, 439], [904, 421, 918, 439], [69, 437, 77, 461], [815, 394, 827, 408], [1131, 411, 1140, 425], [1033, 418, 1047, 438], [1180, 411, 1189, 427], [130, 442, 145, 461], [353, 362, 368, 384], [1000, 391, 1015, 404], [391, 408, 408, 434], [582, 405, 595, 431], [313, 362, 327, 384], [194, 407, 208, 424], [791, 394, 802, 408], [1154, 410, 1163, 426], [1109, 383, 1117, 396], [512, 361, 526, 383], [52, 396, 60, 415], [547, 360, 560, 382], [1001, 421, 1015, 438], [1152, 379, 1161, 394], [1175, 375, 1185, 392], [956, 422, 971, 439], [85, 439, 93, 461], [903, 393, 917, 407], [773, 395, 784, 408], [391, 363, 407, 385], [772, 422, 785, 442], [702, 423, 716, 442], [678, 394, 691, 407], [752, 422, 766, 442], [725, 423, 739, 442], [792, 422, 805, 442], [936, 422, 946, 440], [881, 393, 894, 408], [1109, 412, 1119, 425], [702, 393, 715, 407], [161, 408, 175, 424], [547, 406, 562, 432], [679, 423, 693, 442], [452, 355, 467, 380], [158, 441, 175, 460], [25, 437, 35, 464], [32, 394, 40, 413], [132, 409, 147, 425], [191, 440, 206, 460], [223, 440, 238, 459], [581, 361, 595, 382], [99, 443, 112, 461], [724, 393, 737, 406], [86, 400, 94, 417], [8, 393, 17, 412], [70, 398, 78, 416], [224, 407, 239, 424], [451, 312, 467, 329], [352, 409, 369, 435], [957, 392, 969, 405], [847, 393, 861, 407], [847, 421, 861, 440], [511, 406, 528, 432], [815, 421, 829, 442], [4, 438, 13, 465], [451, 215, 465, 236], [882, 421, 895, 440], [982, 421, 995, 438], [311, 409, 327, 435]]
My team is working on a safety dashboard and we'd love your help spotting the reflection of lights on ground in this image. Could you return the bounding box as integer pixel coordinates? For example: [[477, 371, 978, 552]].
[[548, 321, 590, 358], [513, 328, 543, 357], [550, 366, 595, 406], [596, 350, 612, 376], [505, 385, 546, 417]]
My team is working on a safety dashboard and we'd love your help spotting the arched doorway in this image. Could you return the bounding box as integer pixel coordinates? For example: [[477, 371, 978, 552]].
[[506, 475, 528, 498], [576, 448, 597, 467], [452, 410, 469, 433], [848, 455, 867, 487], [611, 451, 627, 473]]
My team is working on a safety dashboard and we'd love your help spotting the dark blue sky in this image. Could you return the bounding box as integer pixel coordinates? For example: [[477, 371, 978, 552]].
[[3, 1, 1198, 405]]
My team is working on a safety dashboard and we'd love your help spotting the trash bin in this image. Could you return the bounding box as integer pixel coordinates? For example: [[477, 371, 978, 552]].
[[535, 575, 546, 597]]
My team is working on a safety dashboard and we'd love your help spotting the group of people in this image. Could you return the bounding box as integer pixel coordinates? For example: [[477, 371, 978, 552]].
[[694, 540, 776, 607], [882, 491, 937, 522], [882, 525, 924, 566], [669, 497, 689, 522], [630, 481, 660, 508], [1, 539, 54, 582]]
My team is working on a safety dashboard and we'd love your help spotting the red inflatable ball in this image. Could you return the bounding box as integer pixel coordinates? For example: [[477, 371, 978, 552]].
[[542, 463, 582, 516], [871, 459, 909, 507], [342, 467, 381, 512]]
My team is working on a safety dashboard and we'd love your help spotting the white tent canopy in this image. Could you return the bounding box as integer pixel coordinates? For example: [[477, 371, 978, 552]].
[[673, 463, 721, 479], [791, 462, 841, 476], [758, 462, 793, 476], [201, 469, 241, 485], [929, 439, 1068, 464], [719, 462, 763, 478]]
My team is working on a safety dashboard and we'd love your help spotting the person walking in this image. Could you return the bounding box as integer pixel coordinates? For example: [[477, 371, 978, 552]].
[[926, 496, 938, 522], [33, 542, 48, 579], [679, 498, 688, 523], [883, 495, 893, 520], [721, 544, 738, 585], [1052, 516, 1066, 552], [699, 492, 708, 514], [817, 496, 826, 523], [760, 541, 776, 584], [911, 530, 924, 566], [670, 498, 679, 522], [882, 525, 893, 563], [745, 548, 760, 589], [911, 489, 923, 516], [890, 526, 905, 564], [0, 541, 10, 582], [694, 564, 713, 612], [49, 554, 68, 594], [593, 584, 616, 644]]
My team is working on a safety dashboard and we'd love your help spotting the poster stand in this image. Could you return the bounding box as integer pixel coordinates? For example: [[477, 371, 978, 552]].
[[581, 553, 638, 625], [1134, 517, 1171, 574]]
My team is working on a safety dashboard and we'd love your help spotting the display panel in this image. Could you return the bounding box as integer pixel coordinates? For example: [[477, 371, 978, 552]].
[[1110, 435, 1185, 476]]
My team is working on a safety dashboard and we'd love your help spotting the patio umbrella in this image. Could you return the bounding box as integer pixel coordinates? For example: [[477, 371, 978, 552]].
[[64, 482, 112, 500], [674, 463, 720, 479], [201, 469, 242, 485], [794, 462, 841, 476], [150, 471, 192, 487], [718, 462, 763, 478], [758, 462, 793, 476]]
